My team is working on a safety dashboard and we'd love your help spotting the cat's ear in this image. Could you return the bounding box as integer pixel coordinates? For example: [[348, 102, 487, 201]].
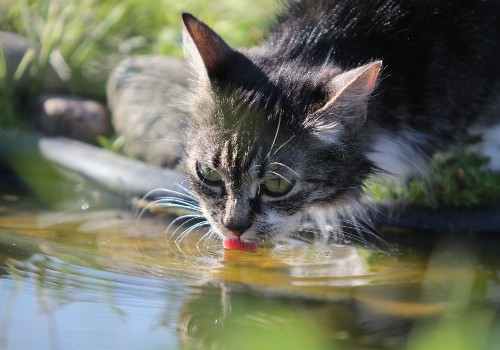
[[182, 13, 235, 82], [324, 61, 382, 111], [315, 61, 382, 132]]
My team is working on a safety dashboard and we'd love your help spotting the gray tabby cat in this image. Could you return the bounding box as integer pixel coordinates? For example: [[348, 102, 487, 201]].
[[179, 0, 500, 246]]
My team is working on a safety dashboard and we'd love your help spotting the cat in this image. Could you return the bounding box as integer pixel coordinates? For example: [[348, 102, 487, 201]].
[[179, 0, 500, 246]]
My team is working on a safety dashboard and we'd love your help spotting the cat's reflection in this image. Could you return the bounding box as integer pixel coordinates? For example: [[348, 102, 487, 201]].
[[176, 281, 417, 349]]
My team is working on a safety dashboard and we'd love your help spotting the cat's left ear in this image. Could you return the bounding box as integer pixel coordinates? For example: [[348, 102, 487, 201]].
[[182, 13, 235, 82], [315, 61, 382, 132]]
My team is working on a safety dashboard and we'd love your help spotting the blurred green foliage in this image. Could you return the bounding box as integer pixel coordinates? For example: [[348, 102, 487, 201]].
[[0, 44, 19, 126], [96, 134, 125, 153], [0, 0, 277, 125], [1, 0, 277, 80], [368, 137, 500, 207]]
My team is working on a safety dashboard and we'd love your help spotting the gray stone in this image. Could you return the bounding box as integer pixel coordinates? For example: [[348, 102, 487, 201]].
[[32, 94, 111, 144], [0, 129, 187, 199], [106, 55, 190, 168]]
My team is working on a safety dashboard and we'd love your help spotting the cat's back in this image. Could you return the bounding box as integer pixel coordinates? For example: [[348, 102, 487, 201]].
[[269, 0, 500, 67], [262, 0, 500, 140]]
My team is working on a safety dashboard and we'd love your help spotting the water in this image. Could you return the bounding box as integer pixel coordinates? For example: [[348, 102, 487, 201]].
[[1, 191, 500, 350]]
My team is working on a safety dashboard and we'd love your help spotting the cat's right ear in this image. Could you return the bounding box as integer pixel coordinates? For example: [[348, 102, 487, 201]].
[[182, 13, 235, 82], [307, 62, 381, 139]]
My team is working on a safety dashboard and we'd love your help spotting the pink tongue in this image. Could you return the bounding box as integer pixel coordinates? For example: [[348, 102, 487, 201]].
[[223, 237, 259, 253]]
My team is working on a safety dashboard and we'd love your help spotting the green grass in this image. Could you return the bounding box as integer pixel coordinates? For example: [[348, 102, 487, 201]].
[[1, 0, 277, 84], [0, 0, 277, 123], [368, 137, 500, 208]]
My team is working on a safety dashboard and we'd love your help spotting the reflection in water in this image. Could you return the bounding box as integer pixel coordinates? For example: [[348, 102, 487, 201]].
[[177, 282, 417, 349], [0, 194, 500, 349], [0, 259, 184, 350]]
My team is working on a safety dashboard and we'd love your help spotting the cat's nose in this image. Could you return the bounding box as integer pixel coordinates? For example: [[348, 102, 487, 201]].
[[224, 222, 249, 236], [228, 228, 243, 236]]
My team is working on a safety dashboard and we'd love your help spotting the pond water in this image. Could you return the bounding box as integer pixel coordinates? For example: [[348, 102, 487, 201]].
[[1, 188, 500, 350]]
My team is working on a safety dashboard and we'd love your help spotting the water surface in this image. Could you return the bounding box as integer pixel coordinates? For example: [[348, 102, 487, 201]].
[[1, 190, 499, 350]]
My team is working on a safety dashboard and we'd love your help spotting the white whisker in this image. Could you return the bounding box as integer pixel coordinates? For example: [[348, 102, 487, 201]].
[[270, 171, 293, 184], [155, 197, 202, 211], [196, 227, 218, 249], [269, 161, 301, 179], [304, 197, 391, 250], [135, 199, 160, 223], [291, 232, 314, 244], [338, 219, 391, 248], [265, 113, 282, 160], [166, 215, 204, 242], [135, 138, 184, 144], [249, 164, 262, 176], [175, 221, 210, 245], [173, 184, 198, 200], [334, 230, 380, 250], [271, 134, 295, 156], [300, 227, 378, 250]]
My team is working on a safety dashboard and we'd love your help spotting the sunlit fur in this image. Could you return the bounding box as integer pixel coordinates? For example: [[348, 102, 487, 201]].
[[174, 0, 500, 248]]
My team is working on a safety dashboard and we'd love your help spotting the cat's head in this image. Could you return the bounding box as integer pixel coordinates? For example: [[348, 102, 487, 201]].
[[181, 14, 381, 244]]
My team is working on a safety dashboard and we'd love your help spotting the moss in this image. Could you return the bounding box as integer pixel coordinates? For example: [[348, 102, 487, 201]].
[[368, 137, 500, 208]]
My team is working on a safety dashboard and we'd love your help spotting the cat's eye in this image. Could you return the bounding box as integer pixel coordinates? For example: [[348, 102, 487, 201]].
[[261, 177, 294, 197], [196, 162, 224, 186]]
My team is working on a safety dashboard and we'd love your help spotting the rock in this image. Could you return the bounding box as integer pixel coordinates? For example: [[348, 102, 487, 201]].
[[32, 94, 111, 144], [106, 55, 191, 168], [0, 129, 189, 205]]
